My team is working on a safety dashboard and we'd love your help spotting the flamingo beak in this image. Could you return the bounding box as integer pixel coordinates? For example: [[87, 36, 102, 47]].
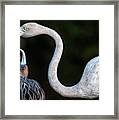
[[20, 27, 24, 36]]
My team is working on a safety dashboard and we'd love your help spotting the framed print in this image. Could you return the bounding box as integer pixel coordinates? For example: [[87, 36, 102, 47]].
[[0, 0, 118, 119]]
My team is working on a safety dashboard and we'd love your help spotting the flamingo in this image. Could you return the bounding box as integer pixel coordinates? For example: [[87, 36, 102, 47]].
[[20, 22, 99, 99]]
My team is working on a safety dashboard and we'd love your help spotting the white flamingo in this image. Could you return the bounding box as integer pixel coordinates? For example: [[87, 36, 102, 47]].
[[20, 22, 99, 99]]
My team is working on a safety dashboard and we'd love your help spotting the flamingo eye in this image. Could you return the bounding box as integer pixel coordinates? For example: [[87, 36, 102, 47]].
[[21, 26, 25, 32], [22, 26, 29, 32]]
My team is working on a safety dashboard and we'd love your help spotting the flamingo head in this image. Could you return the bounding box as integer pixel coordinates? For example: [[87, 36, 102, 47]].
[[20, 22, 46, 38]]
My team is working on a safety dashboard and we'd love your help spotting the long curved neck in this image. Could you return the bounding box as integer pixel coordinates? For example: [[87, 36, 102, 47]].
[[47, 28, 79, 97]]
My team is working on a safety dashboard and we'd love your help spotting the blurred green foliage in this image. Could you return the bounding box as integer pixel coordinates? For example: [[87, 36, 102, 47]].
[[20, 20, 99, 100]]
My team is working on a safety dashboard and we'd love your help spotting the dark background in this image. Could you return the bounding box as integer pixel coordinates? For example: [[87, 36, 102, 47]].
[[20, 20, 99, 100]]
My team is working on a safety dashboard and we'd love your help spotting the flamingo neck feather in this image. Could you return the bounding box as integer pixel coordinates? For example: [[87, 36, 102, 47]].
[[46, 28, 79, 97]]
